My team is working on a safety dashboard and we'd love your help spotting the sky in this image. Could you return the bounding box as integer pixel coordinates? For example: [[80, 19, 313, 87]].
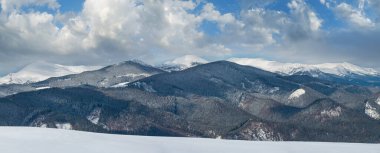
[[0, 0, 380, 75]]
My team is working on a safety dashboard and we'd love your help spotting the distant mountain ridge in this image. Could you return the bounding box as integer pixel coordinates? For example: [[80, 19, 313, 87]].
[[228, 58, 380, 86], [0, 60, 165, 97], [33, 60, 165, 88], [159, 55, 208, 72], [0, 61, 102, 84], [2, 56, 379, 85], [228, 58, 379, 77]]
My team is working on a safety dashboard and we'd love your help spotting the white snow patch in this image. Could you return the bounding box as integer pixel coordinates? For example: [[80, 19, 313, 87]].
[[39, 124, 48, 128], [133, 82, 156, 93], [111, 82, 130, 88], [376, 97, 380, 106], [87, 108, 101, 125], [365, 102, 380, 120], [55, 123, 72, 130], [288, 89, 306, 100], [257, 127, 273, 140], [35, 86, 51, 90], [228, 58, 379, 76], [321, 107, 342, 117], [1, 127, 379, 153], [117, 73, 151, 78], [269, 87, 280, 94]]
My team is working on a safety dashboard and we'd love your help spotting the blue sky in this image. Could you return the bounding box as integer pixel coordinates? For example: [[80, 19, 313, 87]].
[[0, 0, 380, 75], [57, 0, 84, 12], [31, 0, 343, 36]]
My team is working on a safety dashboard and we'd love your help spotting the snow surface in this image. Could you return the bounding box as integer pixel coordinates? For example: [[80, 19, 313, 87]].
[[111, 82, 130, 88], [35, 86, 51, 90], [55, 123, 72, 130], [321, 107, 342, 117], [117, 73, 151, 78], [376, 97, 380, 106], [288, 89, 306, 100], [0, 127, 379, 153], [0, 61, 102, 84], [365, 102, 380, 120], [164, 55, 208, 69], [86, 108, 101, 125], [228, 58, 379, 76]]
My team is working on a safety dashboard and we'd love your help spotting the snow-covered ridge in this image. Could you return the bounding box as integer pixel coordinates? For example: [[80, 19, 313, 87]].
[[116, 73, 151, 78], [228, 58, 379, 77], [162, 55, 208, 71], [0, 61, 102, 84], [167, 55, 208, 67], [0, 127, 378, 153]]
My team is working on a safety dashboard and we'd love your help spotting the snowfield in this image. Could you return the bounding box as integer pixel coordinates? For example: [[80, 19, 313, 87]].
[[288, 88, 306, 100], [0, 127, 379, 153]]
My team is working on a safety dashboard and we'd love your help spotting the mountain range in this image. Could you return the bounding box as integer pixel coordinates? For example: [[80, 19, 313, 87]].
[[0, 61, 101, 84], [0, 56, 379, 142], [228, 58, 380, 87], [2, 55, 380, 86]]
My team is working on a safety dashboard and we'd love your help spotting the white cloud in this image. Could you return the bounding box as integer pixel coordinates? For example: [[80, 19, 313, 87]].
[[238, 9, 282, 45], [0, 0, 248, 71], [2, 11, 59, 53], [367, 0, 380, 18], [1, 0, 380, 75], [288, 0, 323, 32], [0, 0, 328, 73], [198, 4, 283, 52], [200, 3, 236, 28], [308, 11, 323, 31], [334, 2, 375, 28], [0, 0, 60, 12]]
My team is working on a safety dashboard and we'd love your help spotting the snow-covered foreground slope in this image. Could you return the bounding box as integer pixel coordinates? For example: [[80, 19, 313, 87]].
[[0, 127, 379, 153], [0, 61, 102, 84]]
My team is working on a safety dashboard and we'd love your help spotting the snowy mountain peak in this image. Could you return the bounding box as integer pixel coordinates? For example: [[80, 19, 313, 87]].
[[0, 61, 102, 84], [228, 58, 379, 77], [314, 62, 379, 76], [160, 55, 209, 71], [167, 55, 208, 67]]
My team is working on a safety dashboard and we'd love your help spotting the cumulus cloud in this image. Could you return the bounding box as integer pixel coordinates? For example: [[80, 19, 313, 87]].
[[0, 0, 235, 74], [290, 0, 323, 32], [0, 0, 380, 75], [252, 0, 380, 69], [0, 0, 60, 12], [0, 0, 286, 72], [334, 2, 375, 28]]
